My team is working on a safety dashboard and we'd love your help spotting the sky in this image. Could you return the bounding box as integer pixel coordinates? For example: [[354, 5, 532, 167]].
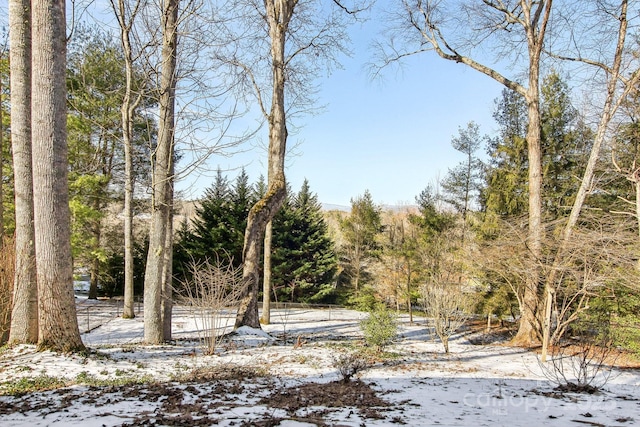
[[174, 4, 505, 208], [0, 0, 504, 209]]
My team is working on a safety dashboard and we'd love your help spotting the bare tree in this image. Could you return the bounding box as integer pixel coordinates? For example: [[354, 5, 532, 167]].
[[143, 0, 179, 344], [540, 0, 640, 361], [110, 0, 148, 320], [31, 0, 84, 351], [231, 0, 367, 328], [8, 0, 38, 344], [421, 283, 470, 354], [379, 0, 552, 345]]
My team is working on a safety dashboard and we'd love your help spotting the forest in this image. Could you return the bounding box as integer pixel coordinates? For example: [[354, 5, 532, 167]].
[[0, 0, 639, 367]]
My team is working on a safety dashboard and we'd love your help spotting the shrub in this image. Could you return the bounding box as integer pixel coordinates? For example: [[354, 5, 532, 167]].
[[421, 283, 470, 354], [332, 351, 371, 383], [175, 257, 245, 355], [359, 304, 397, 352], [538, 321, 617, 393]]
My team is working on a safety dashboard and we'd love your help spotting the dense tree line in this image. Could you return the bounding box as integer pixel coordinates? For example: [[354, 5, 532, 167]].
[[174, 171, 338, 304], [1, 0, 639, 358], [339, 70, 640, 355]]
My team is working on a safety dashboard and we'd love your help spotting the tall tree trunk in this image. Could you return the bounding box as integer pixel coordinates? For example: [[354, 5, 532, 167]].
[[8, 0, 38, 344], [235, 176, 286, 328], [261, 220, 273, 325], [31, 0, 84, 352], [235, 0, 291, 329], [144, 0, 178, 344], [511, 1, 552, 347], [112, 0, 143, 319], [513, 81, 543, 346]]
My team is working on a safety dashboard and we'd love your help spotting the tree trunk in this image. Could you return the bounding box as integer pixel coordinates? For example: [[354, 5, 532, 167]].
[[512, 80, 543, 346], [144, 0, 178, 344], [162, 160, 175, 342], [31, 0, 84, 352], [89, 257, 99, 300], [113, 0, 141, 320], [235, 176, 286, 328], [235, 0, 292, 329], [511, 1, 552, 347], [261, 220, 273, 325], [8, 0, 38, 344], [88, 216, 101, 300]]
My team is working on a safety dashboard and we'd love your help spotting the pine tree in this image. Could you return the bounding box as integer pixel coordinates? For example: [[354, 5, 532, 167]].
[[482, 88, 529, 218], [540, 72, 591, 219], [441, 121, 486, 220], [174, 168, 256, 282], [271, 180, 337, 303]]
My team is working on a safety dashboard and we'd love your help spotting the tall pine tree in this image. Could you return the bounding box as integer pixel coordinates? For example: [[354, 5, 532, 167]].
[[271, 180, 337, 303]]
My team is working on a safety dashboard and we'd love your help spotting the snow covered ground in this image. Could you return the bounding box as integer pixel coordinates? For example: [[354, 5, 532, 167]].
[[0, 300, 639, 426]]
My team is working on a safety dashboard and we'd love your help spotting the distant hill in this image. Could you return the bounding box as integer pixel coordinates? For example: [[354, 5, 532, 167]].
[[321, 203, 350, 212], [321, 203, 418, 213]]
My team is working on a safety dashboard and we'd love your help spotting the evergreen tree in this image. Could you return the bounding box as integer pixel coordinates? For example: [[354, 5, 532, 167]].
[[441, 121, 486, 220], [540, 72, 591, 219], [178, 169, 232, 267], [229, 168, 255, 264], [66, 25, 154, 299], [174, 168, 255, 282], [482, 88, 529, 218], [483, 75, 593, 221], [271, 179, 337, 303], [339, 190, 382, 296]]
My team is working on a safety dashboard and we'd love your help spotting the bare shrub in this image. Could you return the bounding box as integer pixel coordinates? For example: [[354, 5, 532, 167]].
[[332, 351, 371, 383], [421, 283, 470, 354], [0, 237, 16, 344], [175, 258, 245, 355], [538, 322, 617, 393]]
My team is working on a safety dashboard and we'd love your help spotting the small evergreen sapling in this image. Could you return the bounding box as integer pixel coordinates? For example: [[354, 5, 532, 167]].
[[359, 304, 398, 352]]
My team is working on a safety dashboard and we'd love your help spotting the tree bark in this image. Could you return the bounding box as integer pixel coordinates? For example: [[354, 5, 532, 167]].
[[31, 0, 84, 352], [144, 0, 178, 344], [162, 157, 175, 342], [235, 175, 286, 328], [8, 0, 38, 344], [111, 0, 143, 320], [234, 0, 292, 329], [261, 220, 273, 325]]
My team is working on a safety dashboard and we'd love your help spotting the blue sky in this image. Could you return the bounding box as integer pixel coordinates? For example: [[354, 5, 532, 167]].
[[176, 11, 504, 208], [66, 0, 504, 208]]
